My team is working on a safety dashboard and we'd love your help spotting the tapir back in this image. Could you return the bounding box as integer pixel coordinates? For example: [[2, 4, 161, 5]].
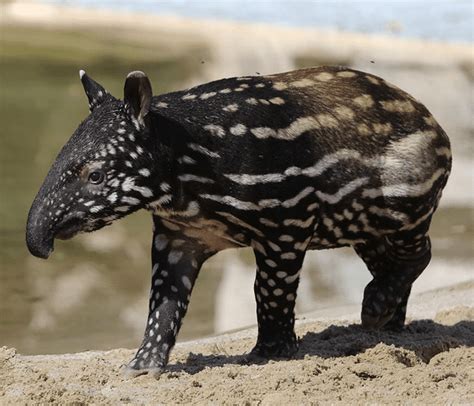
[[151, 66, 451, 240]]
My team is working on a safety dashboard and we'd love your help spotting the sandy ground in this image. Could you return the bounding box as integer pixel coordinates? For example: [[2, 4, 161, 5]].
[[1, 281, 473, 405]]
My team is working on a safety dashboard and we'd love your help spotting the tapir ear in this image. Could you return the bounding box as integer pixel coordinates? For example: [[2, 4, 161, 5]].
[[123, 71, 153, 128], [79, 70, 113, 112]]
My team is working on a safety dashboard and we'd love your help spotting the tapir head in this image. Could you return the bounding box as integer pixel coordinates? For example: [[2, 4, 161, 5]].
[[26, 71, 157, 259]]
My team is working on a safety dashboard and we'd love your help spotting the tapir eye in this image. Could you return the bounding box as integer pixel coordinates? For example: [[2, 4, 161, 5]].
[[88, 170, 105, 184]]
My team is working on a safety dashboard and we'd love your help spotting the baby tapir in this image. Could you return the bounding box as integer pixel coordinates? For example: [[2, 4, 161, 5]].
[[26, 66, 451, 377]]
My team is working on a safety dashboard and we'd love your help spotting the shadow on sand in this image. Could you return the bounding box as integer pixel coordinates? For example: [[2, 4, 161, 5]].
[[168, 320, 474, 375]]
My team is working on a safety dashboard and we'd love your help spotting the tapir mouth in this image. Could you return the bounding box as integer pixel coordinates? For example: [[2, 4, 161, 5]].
[[55, 215, 84, 240]]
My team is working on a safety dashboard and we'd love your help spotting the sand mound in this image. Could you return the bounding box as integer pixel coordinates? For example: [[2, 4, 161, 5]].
[[1, 301, 473, 405]]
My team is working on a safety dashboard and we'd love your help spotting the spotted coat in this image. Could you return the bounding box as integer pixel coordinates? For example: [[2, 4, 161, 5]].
[[26, 66, 451, 377]]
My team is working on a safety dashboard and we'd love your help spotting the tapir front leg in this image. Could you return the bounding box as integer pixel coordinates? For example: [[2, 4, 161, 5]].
[[124, 216, 213, 378]]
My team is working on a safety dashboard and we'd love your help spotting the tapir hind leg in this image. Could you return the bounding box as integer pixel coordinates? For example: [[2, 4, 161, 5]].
[[354, 230, 432, 331], [249, 240, 310, 359]]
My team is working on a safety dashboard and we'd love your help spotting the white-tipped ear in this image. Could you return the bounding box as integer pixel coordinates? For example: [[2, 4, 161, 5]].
[[124, 71, 153, 128], [79, 69, 114, 112]]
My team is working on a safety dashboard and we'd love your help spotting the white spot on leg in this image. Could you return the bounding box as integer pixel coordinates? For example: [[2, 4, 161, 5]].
[[252, 240, 268, 256], [168, 250, 183, 264], [154, 234, 169, 251], [182, 276, 192, 290], [265, 259, 277, 268], [284, 271, 301, 284], [268, 241, 281, 252]]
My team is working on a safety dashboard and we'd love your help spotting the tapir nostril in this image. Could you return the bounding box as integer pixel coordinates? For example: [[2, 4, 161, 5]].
[[25, 226, 54, 259], [26, 197, 56, 259]]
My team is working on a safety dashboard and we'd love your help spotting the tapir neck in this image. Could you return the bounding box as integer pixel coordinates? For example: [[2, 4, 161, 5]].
[[144, 112, 218, 217]]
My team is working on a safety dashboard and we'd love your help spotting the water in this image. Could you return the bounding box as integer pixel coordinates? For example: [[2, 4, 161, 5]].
[[48, 0, 473, 43]]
